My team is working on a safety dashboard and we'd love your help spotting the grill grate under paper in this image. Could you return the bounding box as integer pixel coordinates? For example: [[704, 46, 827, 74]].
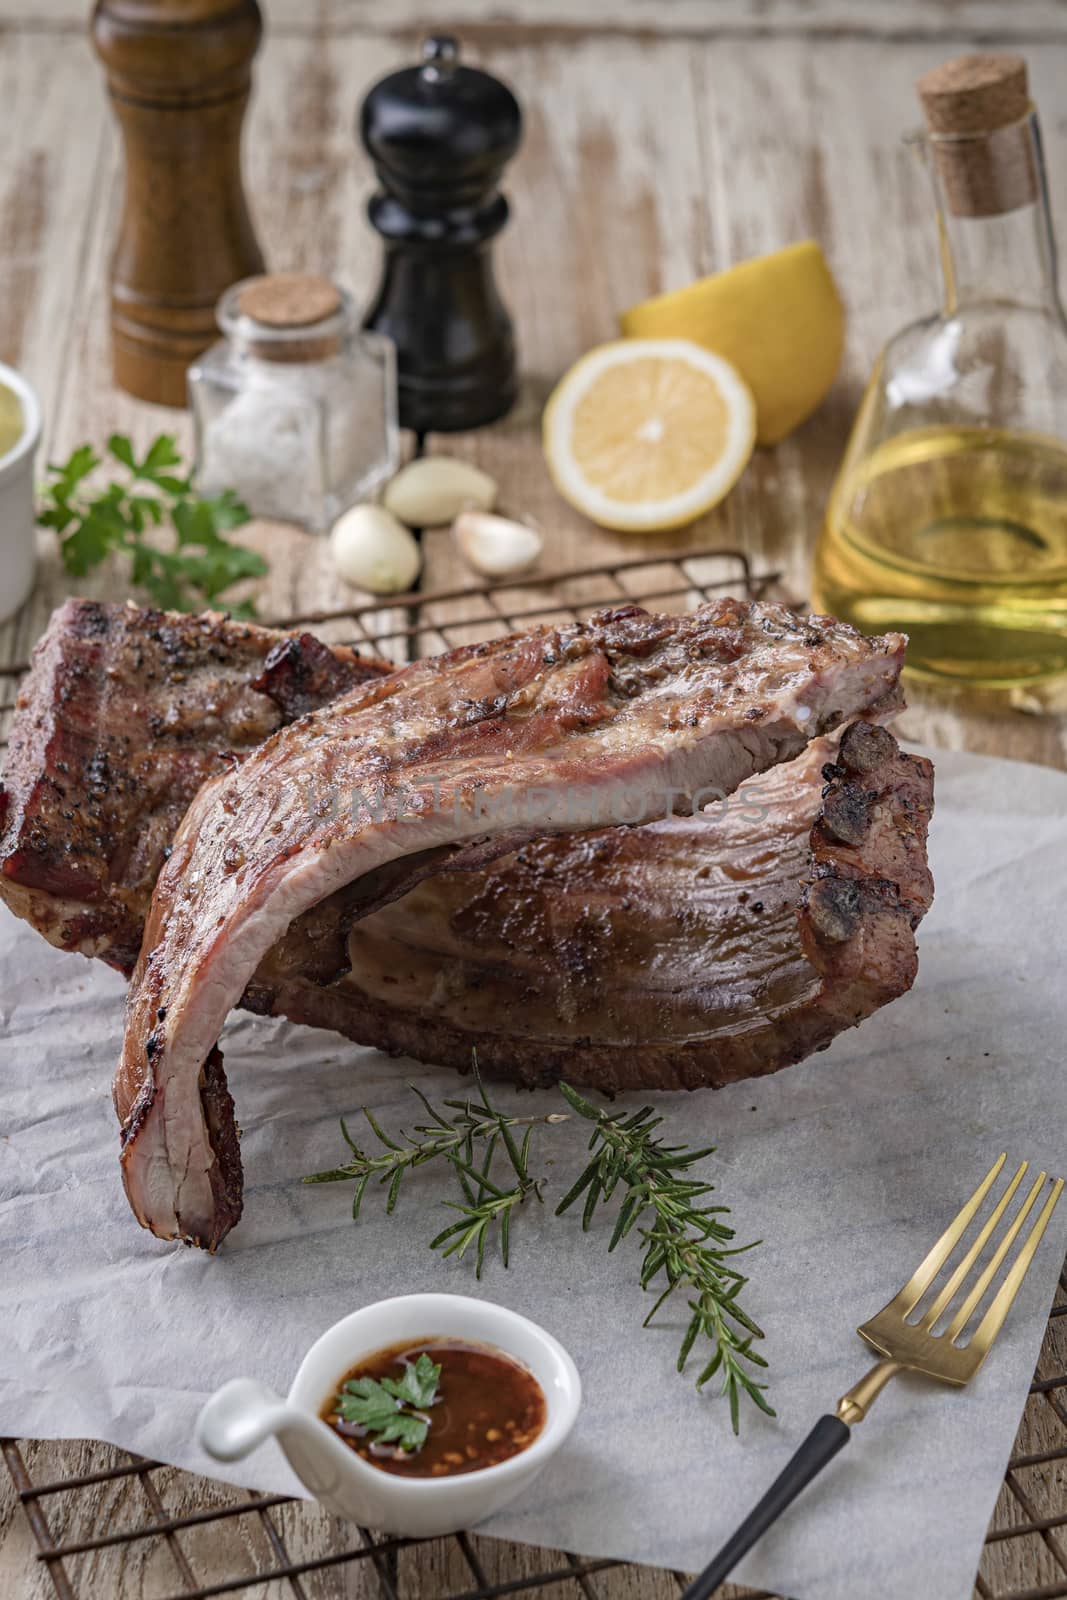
[[0, 549, 776, 742], [3, 552, 1067, 1600]]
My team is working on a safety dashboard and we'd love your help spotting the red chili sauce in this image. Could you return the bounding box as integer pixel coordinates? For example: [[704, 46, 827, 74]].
[[322, 1337, 546, 1478]]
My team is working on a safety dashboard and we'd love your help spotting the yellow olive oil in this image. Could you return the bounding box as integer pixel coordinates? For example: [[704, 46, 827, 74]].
[[812, 425, 1067, 686]]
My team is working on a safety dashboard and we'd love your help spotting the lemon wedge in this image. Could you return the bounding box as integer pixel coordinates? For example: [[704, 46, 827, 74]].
[[619, 241, 844, 446], [542, 339, 756, 533]]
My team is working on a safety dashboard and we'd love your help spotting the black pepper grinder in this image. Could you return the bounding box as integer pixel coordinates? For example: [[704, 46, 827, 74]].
[[359, 35, 522, 435]]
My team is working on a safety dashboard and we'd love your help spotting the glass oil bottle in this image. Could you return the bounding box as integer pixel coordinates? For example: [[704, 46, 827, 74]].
[[812, 54, 1067, 686]]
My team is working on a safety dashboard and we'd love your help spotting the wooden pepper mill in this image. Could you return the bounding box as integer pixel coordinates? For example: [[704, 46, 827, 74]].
[[91, 0, 266, 407], [359, 36, 522, 434]]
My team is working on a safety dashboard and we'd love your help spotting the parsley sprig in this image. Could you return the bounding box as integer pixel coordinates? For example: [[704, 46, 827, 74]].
[[334, 1352, 442, 1454], [307, 1072, 771, 1433], [38, 434, 266, 615]]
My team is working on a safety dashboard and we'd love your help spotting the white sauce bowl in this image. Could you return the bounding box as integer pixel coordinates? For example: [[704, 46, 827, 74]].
[[0, 361, 42, 623], [197, 1293, 582, 1537]]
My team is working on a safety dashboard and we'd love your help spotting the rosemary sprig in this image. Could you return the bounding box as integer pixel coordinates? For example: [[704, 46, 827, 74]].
[[304, 1072, 567, 1275], [306, 1074, 772, 1431], [554, 1084, 774, 1434]]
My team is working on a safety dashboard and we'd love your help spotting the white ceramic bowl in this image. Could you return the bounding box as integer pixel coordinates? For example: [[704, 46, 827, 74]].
[[0, 361, 41, 623], [197, 1293, 582, 1536]]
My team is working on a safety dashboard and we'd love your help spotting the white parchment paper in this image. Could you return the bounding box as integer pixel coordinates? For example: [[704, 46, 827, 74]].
[[2, 745, 1066, 1600]]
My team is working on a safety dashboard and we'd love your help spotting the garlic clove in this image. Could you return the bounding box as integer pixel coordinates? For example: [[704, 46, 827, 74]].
[[330, 503, 422, 595], [453, 510, 543, 579], [383, 457, 497, 527]]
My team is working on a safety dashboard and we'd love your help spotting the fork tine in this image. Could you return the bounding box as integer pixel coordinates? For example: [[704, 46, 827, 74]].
[[920, 1161, 1029, 1330], [891, 1152, 1007, 1316], [944, 1170, 1047, 1341], [966, 1178, 1065, 1360]]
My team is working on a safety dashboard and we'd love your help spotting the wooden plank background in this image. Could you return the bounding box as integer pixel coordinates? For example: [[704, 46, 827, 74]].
[[4, 1, 1067, 39], [1, 1, 1066, 1597]]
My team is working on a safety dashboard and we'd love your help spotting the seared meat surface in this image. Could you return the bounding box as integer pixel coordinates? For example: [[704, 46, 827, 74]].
[[0, 600, 388, 972], [273, 721, 932, 1091], [113, 599, 906, 1248]]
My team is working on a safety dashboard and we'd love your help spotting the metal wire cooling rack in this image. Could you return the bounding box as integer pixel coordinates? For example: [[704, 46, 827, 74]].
[[3, 550, 1067, 1600], [0, 548, 775, 746]]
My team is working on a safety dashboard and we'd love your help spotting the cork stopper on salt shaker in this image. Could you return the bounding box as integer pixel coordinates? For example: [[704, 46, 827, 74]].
[[917, 53, 1036, 218], [232, 273, 346, 361]]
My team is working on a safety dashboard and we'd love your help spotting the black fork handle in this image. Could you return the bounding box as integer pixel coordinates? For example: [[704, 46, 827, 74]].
[[680, 1414, 851, 1600]]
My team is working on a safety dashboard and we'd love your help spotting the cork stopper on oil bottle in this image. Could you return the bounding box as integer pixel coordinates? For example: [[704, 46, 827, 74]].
[[917, 53, 1036, 218]]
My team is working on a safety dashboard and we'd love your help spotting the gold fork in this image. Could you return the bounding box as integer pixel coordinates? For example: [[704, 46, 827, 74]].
[[681, 1154, 1064, 1600]]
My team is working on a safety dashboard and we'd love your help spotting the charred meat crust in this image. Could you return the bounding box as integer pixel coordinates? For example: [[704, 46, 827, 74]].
[[195, 1047, 242, 1250], [251, 632, 384, 721]]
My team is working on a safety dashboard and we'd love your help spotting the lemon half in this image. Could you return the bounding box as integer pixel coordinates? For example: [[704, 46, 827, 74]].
[[619, 241, 844, 446], [542, 339, 756, 533]]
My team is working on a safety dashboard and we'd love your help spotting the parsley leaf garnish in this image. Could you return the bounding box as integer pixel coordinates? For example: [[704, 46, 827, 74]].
[[335, 1352, 442, 1454], [38, 433, 266, 616], [378, 1351, 442, 1409]]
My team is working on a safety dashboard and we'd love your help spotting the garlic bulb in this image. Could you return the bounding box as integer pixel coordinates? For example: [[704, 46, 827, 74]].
[[330, 503, 422, 594], [453, 510, 543, 579], [383, 457, 497, 527]]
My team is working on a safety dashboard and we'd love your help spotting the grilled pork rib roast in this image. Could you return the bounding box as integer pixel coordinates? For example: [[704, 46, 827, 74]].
[[112, 600, 908, 1247], [0, 600, 932, 1251]]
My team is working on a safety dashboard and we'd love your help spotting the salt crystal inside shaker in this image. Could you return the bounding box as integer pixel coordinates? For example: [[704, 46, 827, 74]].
[[189, 272, 398, 532]]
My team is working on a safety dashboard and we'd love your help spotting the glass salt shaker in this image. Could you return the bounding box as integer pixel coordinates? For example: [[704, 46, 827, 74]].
[[189, 272, 398, 532]]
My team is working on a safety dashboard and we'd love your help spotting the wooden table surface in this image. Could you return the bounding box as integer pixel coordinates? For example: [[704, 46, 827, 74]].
[[2, 2, 1067, 1597]]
